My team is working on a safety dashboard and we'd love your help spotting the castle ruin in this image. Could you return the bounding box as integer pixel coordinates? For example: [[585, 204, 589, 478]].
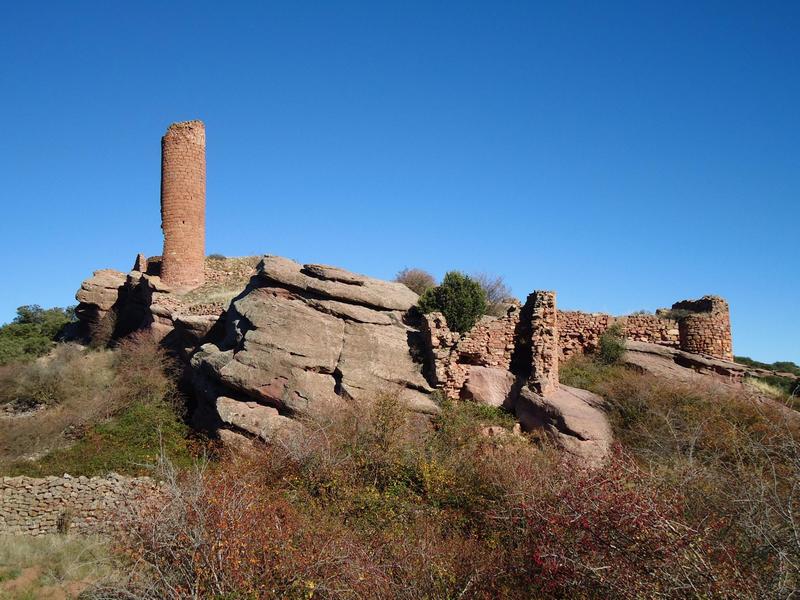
[[71, 120, 739, 459]]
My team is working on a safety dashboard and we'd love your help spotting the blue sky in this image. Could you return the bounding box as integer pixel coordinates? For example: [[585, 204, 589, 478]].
[[0, 1, 797, 362]]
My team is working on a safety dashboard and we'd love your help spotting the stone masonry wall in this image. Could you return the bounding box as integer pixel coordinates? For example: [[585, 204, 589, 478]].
[[558, 296, 731, 361], [624, 314, 680, 346], [558, 311, 612, 359], [0, 474, 163, 536], [558, 311, 680, 359], [528, 291, 559, 395], [160, 120, 206, 289], [422, 304, 520, 399]]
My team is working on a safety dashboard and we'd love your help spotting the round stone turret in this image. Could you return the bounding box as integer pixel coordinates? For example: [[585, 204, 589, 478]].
[[674, 296, 733, 361]]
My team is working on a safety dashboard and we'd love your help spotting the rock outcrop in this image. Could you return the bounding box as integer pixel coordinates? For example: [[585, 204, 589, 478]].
[[74, 269, 127, 337], [461, 365, 516, 407], [514, 384, 612, 466], [192, 256, 438, 440]]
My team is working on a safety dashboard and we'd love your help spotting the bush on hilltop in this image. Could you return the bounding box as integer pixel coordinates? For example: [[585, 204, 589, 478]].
[[395, 267, 436, 295], [418, 271, 487, 333]]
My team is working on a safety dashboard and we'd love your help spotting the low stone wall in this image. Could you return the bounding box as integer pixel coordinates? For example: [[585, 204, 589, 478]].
[[0, 474, 163, 536], [624, 314, 680, 346], [558, 311, 612, 358]]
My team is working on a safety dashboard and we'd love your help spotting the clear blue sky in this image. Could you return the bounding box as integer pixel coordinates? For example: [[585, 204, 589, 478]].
[[0, 1, 797, 363]]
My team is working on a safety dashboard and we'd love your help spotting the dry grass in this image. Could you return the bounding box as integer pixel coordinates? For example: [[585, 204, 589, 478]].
[[179, 256, 260, 310], [745, 375, 794, 401], [107, 393, 751, 599], [0, 346, 115, 466], [0, 534, 123, 599], [0, 333, 194, 475]]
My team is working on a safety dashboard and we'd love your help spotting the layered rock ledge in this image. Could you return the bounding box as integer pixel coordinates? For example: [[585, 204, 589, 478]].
[[191, 256, 438, 441]]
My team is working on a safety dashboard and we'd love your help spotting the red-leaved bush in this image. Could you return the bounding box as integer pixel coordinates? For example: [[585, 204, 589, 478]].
[[516, 448, 747, 598]]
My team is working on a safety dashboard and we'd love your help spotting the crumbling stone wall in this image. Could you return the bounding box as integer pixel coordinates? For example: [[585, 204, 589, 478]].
[[421, 304, 520, 399], [528, 291, 559, 395], [676, 296, 733, 361], [558, 311, 612, 358], [557, 296, 731, 361], [0, 474, 163, 536], [558, 311, 680, 359], [160, 120, 206, 289], [624, 314, 680, 346]]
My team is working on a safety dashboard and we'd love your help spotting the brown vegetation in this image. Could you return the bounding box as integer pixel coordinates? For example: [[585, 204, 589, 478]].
[[109, 392, 754, 599], [561, 354, 800, 598], [394, 267, 436, 295], [0, 333, 192, 475], [472, 272, 514, 316]]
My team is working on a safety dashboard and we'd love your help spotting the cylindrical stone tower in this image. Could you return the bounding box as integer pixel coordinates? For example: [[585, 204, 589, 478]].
[[160, 120, 206, 289], [677, 296, 733, 361]]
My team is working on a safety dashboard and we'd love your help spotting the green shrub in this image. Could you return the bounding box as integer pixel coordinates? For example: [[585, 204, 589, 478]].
[[598, 323, 626, 364], [207, 253, 227, 260], [0, 305, 75, 365], [395, 267, 436, 295], [418, 271, 487, 333], [7, 399, 192, 477]]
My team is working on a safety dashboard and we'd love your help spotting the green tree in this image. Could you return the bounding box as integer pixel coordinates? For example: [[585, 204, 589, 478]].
[[0, 305, 75, 365], [418, 271, 487, 333]]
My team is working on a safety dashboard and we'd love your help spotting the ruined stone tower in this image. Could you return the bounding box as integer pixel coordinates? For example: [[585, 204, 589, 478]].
[[675, 296, 733, 361], [160, 120, 206, 289]]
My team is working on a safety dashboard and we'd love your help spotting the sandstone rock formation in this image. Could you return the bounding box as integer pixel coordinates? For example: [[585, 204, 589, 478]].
[[192, 256, 438, 440], [74, 269, 127, 337], [461, 365, 516, 407], [514, 385, 611, 466]]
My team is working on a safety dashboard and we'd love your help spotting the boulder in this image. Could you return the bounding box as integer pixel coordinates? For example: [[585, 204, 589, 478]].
[[215, 396, 301, 444], [461, 365, 516, 407], [75, 270, 126, 311], [194, 256, 438, 446], [74, 270, 128, 337], [514, 384, 611, 466], [259, 256, 418, 311]]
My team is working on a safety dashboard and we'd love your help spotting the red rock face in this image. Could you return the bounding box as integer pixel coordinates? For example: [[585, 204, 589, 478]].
[[160, 120, 206, 289]]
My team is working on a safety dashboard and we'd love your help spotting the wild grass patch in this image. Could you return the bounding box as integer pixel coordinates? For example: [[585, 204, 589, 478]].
[[0, 534, 123, 598], [1, 332, 197, 476]]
